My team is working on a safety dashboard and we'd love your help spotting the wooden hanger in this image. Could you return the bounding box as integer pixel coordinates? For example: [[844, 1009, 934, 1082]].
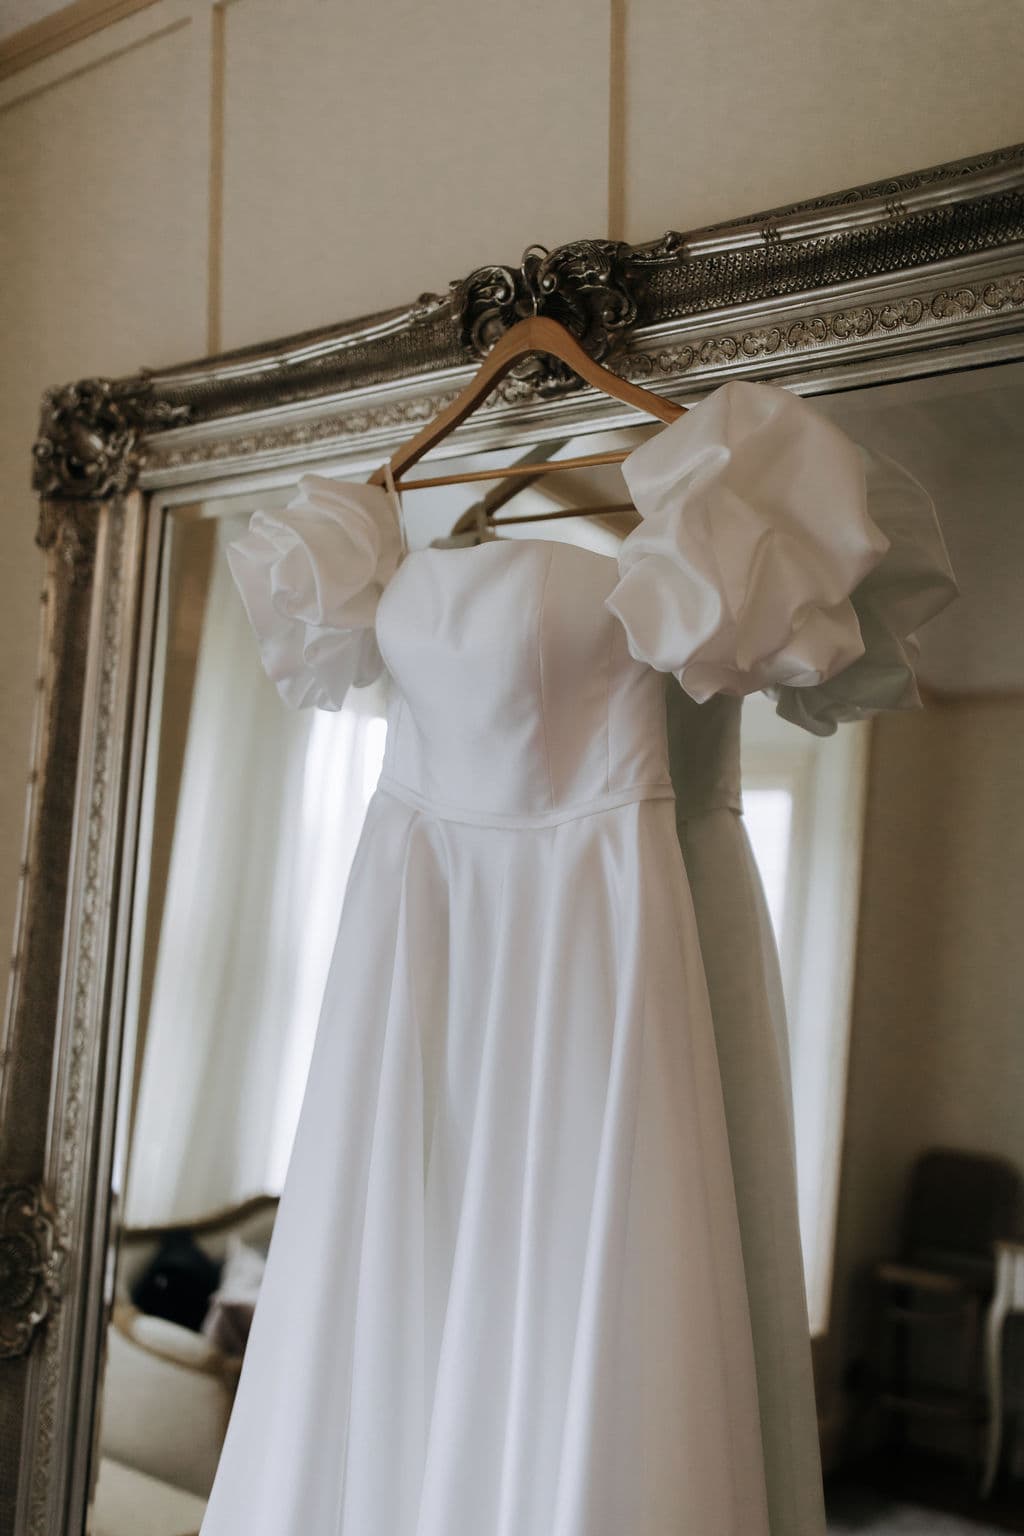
[[368, 315, 686, 499]]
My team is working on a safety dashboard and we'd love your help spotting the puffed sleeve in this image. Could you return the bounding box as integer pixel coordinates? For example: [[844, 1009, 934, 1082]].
[[773, 446, 957, 734], [225, 474, 402, 710], [606, 379, 892, 703]]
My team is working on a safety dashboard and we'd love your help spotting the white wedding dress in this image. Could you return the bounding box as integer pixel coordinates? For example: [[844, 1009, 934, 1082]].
[[199, 380, 956, 1536]]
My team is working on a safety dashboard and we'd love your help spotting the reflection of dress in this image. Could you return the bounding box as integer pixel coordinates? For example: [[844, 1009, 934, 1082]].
[[200, 381, 956, 1536], [669, 686, 827, 1532], [661, 426, 956, 1536]]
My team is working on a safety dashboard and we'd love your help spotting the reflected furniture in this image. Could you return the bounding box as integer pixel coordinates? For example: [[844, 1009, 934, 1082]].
[[95, 1196, 277, 1503], [982, 1238, 1024, 1497], [867, 1148, 1023, 1472]]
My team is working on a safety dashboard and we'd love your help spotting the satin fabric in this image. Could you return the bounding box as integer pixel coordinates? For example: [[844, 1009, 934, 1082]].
[[200, 790, 770, 1536], [207, 535, 775, 1536], [609, 380, 890, 702], [667, 685, 826, 1536], [207, 379, 956, 1536]]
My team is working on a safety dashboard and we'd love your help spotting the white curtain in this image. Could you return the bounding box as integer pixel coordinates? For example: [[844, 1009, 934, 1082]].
[[124, 524, 386, 1227]]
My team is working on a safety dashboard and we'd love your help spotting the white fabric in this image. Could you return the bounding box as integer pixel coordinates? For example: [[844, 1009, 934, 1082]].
[[773, 444, 957, 734], [204, 1234, 267, 1317], [201, 1234, 268, 1357], [666, 685, 825, 1536], [609, 379, 890, 702], [201, 379, 955, 1536], [226, 474, 402, 709]]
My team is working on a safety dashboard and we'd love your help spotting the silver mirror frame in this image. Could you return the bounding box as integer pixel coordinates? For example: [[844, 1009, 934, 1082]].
[[3, 138, 1024, 1536]]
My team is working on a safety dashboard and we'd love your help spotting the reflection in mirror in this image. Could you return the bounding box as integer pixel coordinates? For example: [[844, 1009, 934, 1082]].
[[91, 502, 388, 1534], [820, 362, 1024, 1523], [87, 436, 657, 1535], [86, 364, 1024, 1533]]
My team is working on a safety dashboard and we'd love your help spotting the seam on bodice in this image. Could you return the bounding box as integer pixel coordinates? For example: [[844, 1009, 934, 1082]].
[[604, 613, 615, 796], [536, 542, 556, 811]]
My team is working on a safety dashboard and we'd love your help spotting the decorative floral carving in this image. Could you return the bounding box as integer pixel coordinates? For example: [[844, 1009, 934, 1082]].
[[138, 266, 1024, 478], [651, 344, 696, 375], [637, 229, 688, 262], [146, 391, 463, 475], [930, 288, 978, 318], [786, 317, 828, 347], [32, 376, 190, 504], [983, 275, 1024, 307], [449, 264, 522, 357], [877, 299, 925, 329], [830, 307, 875, 339], [699, 336, 739, 366], [0, 1186, 63, 1359], [530, 241, 639, 356], [741, 327, 782, 357], [29, 145, 1018, 489], [450, 239, 640, 390]]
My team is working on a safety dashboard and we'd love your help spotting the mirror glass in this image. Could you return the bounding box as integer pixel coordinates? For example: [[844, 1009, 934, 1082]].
[[86, 363, 1024, 1534]]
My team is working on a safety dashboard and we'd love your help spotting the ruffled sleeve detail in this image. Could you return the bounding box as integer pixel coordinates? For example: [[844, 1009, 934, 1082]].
[[773, 446, 958, 735], [606, 379, 892, 703], [226, 474, 402, 710]]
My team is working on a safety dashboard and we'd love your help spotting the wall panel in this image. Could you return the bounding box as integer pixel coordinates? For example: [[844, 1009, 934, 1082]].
[[219, 0, 611, 347], [0, 4, 211, 985], [827, 699, 1024, 1427], [622, 0, 1024, 239]]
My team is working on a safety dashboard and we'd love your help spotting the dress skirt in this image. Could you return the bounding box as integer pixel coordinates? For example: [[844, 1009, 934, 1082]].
[[678, 806, 826, 1535], [198, 786, 770, 1536]]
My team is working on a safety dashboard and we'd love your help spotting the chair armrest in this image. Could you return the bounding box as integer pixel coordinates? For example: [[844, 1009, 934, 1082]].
[[99, 1310, 237, 1498], [110, 1302, 240, 1381], [874, 1261, 968, 1294]]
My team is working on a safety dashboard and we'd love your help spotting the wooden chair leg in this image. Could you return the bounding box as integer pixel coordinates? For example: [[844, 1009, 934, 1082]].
[[982, 1269, 1011, 1498], [866, 1280, 895, 1455], [961, 1295, 981, 1480]]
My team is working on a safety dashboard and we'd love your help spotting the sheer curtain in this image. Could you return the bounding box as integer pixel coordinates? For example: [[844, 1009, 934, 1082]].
[[124, 525, 386, 1227]]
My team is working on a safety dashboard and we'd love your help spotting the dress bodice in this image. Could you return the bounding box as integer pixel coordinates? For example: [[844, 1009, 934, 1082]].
[[375, 540, 673, 824], [224, 378, 958, 813], [213, 379, 961, 1536]]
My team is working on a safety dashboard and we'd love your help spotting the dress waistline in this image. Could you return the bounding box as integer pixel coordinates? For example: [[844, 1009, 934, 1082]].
[[376, 774, 676, 830]]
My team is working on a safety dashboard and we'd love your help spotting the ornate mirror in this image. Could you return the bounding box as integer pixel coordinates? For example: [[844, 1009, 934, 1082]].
[[2, 141, 1024, 1536]]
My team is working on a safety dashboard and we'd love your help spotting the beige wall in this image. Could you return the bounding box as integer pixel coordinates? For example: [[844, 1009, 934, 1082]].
[[2, 0, 1023, 1430], [826, 698, 1024, 1422], [5, 0, 1024, 977], [0, 2, 212, 991]]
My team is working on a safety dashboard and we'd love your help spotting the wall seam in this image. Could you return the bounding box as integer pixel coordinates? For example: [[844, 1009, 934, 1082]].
[[0, 14, 186, 114], [207, 1, 225, 355], [0, 0, 163, 82], [607, 0, 626, 240]]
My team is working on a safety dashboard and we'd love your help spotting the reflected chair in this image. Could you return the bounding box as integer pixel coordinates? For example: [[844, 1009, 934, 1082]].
[[93, 1193, 279, 1512], [866, 1147, 1024, 1471]]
